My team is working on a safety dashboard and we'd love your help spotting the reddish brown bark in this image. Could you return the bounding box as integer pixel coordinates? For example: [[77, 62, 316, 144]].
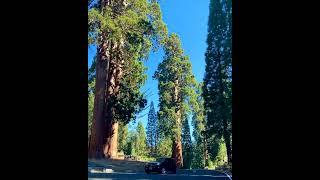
[[104, 122, 118, 158], [171, 80, 183, 168], [103, 40, 123, 158], [88, 0, 112, 159], [88, 48, 108, 159], [172, 138, 183, 168], [89, 0, 127, 159]]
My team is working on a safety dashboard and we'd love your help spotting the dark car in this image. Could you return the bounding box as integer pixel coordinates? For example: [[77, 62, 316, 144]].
[[145, 158, 176, 174]]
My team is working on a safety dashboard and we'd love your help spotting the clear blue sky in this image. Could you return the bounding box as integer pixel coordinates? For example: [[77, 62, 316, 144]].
[[88, 0, 210, 139]]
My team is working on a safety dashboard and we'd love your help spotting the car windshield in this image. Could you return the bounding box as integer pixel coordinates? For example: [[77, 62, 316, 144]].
[[156, 158, 166, 162]]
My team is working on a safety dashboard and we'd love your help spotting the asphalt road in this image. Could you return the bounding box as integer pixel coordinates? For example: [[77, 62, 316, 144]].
[[88, 160, 232, 180], [88, 172, 231, 180]]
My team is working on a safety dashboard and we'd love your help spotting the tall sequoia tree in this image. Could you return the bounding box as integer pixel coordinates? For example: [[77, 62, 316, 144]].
[[203, 0, 232, 164], [88, 0, 167, 159], [154, 34, 197, 168]]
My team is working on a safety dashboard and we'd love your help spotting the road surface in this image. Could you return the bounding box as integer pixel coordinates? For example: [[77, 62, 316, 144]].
[[88, 160, 232, 180], [88, 172, 231, 180]]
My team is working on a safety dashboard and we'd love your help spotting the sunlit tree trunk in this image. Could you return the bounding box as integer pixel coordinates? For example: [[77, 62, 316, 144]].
[[104, 39, 124, 158], [171, 80, 183, 168], [88, 40, 109, 158], [105, 121, 118, 158], [172, 136, 183, 168]]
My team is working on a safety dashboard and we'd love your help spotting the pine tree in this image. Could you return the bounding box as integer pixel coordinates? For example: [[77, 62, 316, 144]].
[[191, 82, 207, 168], [191, 141, 205, 169], [124, 130, 137, 156], [135, 121, 147, 157], [146, 101, 157, 155], [182, 117, 192, 169], [207, 136, 227, 167], [203, 0, 232, 164], [154, 113, 159, 153], [118, 122, 129, 153], [88, 0, 168, 159], [154, 33, 197, 168], [156, 136, 172, 157], [88, 90, 94, 144], [88, 59, 96, 146]]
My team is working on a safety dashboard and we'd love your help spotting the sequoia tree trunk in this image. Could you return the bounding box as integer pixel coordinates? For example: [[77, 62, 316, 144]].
[[103, 47, 117, 158], [172, 138, 183, 168], [90, 0, 127, 159], [88, 47, 108, 159], [88, 0, 114, 159], [171, 80, 183, 168], [103, 39, 124, 158], [109, 122, 119, 158]]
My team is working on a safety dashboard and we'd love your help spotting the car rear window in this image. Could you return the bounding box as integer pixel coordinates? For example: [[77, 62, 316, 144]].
[[157, 158, 166, 162]]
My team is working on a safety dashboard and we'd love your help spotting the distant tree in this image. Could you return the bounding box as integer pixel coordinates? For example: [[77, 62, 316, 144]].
[[156, 136, 172, 157], [191, 141, 205, 169], [118, 122, 129, 153], [124, 140, 133, 156], [146, 101, 157, 154], [125, 130, 138, 156], [154, 113, 159, 153], [191, 82, 207, 168], [192, 83, 205, 145], [88, 91, 94, 143], [88, 57, 96, 90], [182, 117, 192, 169], [135, 121, 147, 157], [88, 60, 96, 145]]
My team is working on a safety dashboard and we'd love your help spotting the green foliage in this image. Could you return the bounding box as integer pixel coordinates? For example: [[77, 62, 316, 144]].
[[88, 0, 167, 49], [182, 117, 192, 169], [207, 136, 227, 168], [156, 136, 172, 157], [88, 0, 168, 126], [88, 90, 94, 139], [139, 156, 156, 162], [187, 82, 207, 169], [88, 63, 95, 140], [125, 122, 148, 157], [88, 57, 96, 91], [111, 82, 147, 125], [136, 121, 147, 156], [191, 141, 205, 169], [146, 101, 157, 154], [154, 33, 197, 140], [118, 122, 129, 153], [125, 130, 137, 155], [192, 83, 205, 143], [203, 0, 232, 163]]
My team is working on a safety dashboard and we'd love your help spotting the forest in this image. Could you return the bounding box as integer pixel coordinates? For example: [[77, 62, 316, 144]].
[[88, 0, 232, 171]]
